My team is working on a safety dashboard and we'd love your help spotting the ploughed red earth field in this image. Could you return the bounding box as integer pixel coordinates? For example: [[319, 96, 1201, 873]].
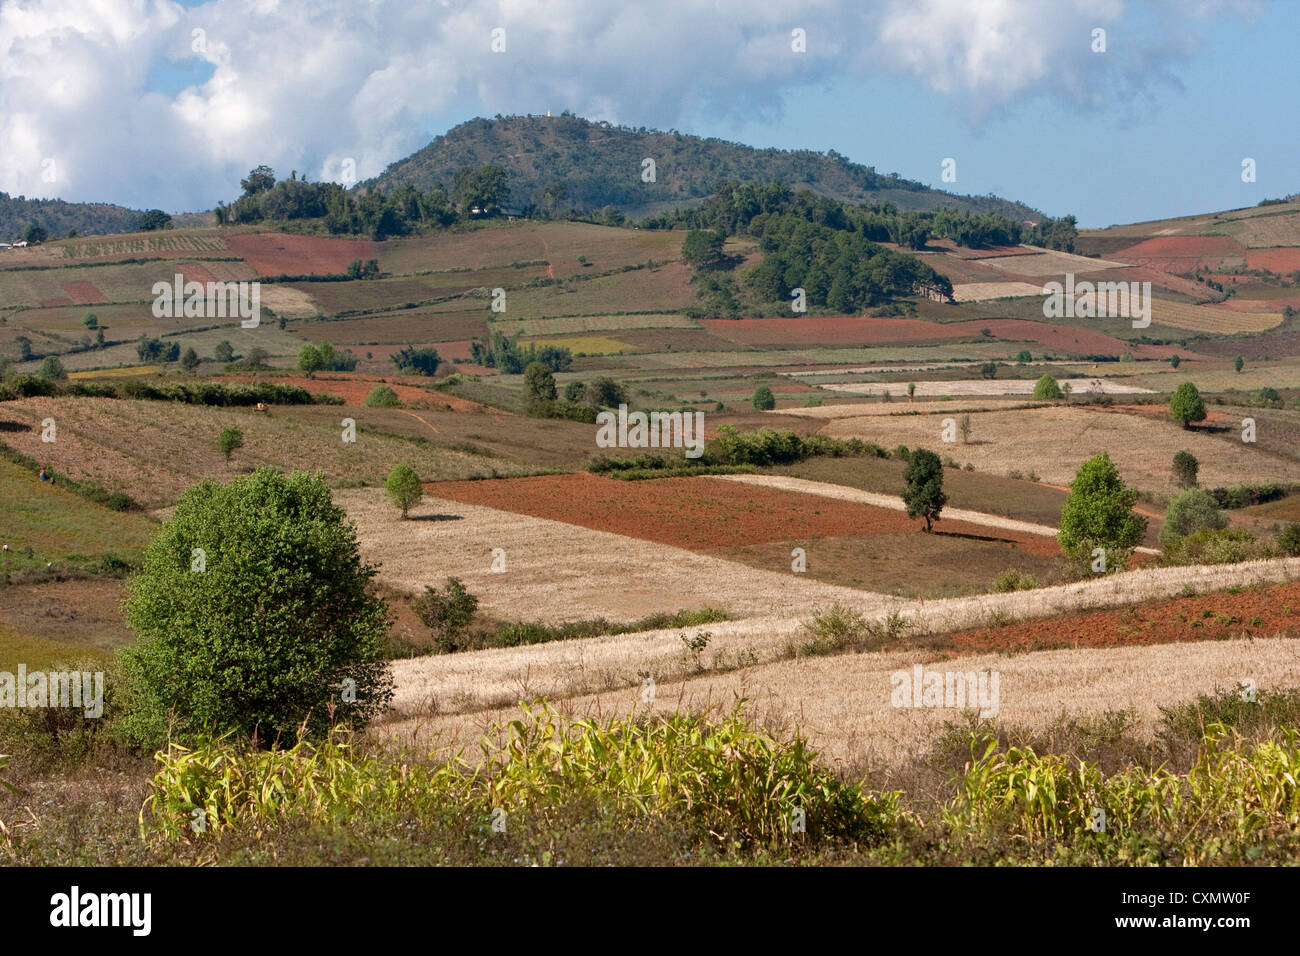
[[1246, 248, 1300, 274], [941, 580, 1300, 654], [226, 233, 376, 276], [59, 281, 106, 304], [699, 316, 1177, 357], [427, 472, 1061, 555]]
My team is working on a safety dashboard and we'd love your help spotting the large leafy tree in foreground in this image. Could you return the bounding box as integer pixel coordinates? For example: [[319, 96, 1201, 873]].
[[120, 468, 393, 747], [1057, 453, 1147, 567]]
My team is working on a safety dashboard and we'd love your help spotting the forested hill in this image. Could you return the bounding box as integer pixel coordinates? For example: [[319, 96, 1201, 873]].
[[0, 192, 143, 241], [363, 114, 1044, 221]]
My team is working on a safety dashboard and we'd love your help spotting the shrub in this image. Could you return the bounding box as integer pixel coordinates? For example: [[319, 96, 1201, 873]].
[[384, 463, 422, 518], [364, 385, 400, 408], [524, 361, 557, 404], [1032, 374, 1061, 399], [412, 577, 479, 652], [995, 569, 1039, 592], [1161, 528, 1266, 566], [37, 355, 67, 381], [392, 346, 441, 377], [752, 385, 776, 410], [1158, 489, 1228, 546], [1015, 350, 1032, 364], [1172, 450, 1198, 488], [587, 376, 628, 408], [119, 468, 393, 747], [564, 381, 586, 402], [216, 425, 244, 465], [1277, 523, 1300, 557]]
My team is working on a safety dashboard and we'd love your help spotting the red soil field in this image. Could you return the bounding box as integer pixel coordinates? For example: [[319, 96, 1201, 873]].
[[1089, 265, 1214, 300], [699, 316, 1173, 357], [1114, 235, 1245, 260], [943, 580, 1300, 654], [428, 473, 1060, 555], [227, 233, 376, 276], [177, 262, 216, 285], [1246, 248, 1300, 274], [59, 281, 105, 304]]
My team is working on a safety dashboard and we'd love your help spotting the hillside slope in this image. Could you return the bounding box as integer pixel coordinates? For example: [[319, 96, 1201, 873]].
[[364, 114, 1043, 220], [0, 192, 143, 241]]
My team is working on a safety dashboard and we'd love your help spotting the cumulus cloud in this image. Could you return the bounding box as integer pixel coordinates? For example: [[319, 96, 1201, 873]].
[[0, 0, 1260, 210]]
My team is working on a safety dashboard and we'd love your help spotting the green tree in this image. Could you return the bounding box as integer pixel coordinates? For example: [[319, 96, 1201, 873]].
[[297, 343, 325, 376], [958, 413, 972, 444], [119, 468, 392, 746], [564, 381, 586, 402], [524, 361, 557, 404], [1015, 349, 1032, 364], [137, 209, 173, 231], [1158, 488, 1227, 546], [451, 165, 509, 215], [1169, 381, 1207, 428], [587, 376, 627, 408], [36, 355, 67, 380], [82, 313, 98, 330], [384, 463, 423, 519], [213, 340, 235, 363], [1234, 355, 1245, 373], [907, 382, 916, 402], [1057, 452, 1147, 563], [681, 230, 727, 270], [1172, 451, 1198, 488], [364, 385, 399, 407], [1169, 354, 1181, 369], [1032, 374, 1062, 399], [22, 222, 48, 244], [240, 164, 276, 198], [902, 449, 946, 531], [216, 425, 244, 466], [391, 345, 441, 377], [752, 385, 776, 410], [180, 347, 200, 373], [979, 361, 998, 380]]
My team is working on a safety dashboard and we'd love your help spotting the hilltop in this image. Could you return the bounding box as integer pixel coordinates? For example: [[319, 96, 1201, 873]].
[[363, 114, 1044, 221], [0, 192, 145, 242]]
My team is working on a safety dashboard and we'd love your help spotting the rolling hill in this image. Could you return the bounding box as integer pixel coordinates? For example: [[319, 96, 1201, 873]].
[[362, 114, 1044, 221], [0, 192, 145, 242]]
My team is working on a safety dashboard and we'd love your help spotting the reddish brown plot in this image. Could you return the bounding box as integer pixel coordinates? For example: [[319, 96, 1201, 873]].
[[1246, 248, 1300, 274], [58, 281, 104, 304], [428, 472, 1060, 555], [227, 233, 376, 276], [944, 580, 1300, 654], [213, 373, 481, 409]]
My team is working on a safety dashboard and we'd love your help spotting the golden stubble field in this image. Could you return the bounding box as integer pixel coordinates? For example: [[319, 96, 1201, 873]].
[[814, 404, 1300, 492]]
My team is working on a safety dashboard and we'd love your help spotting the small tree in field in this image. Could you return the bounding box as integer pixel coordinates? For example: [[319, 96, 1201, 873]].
[[752, 385, 776, 410], [1169, 381, 1207, 428], [958, 413, 972, 444], [1032, 374, 1062, 399], [1234, 355, 1245, 373], [364, 385, 399, 408], [523, 361, 557, 406], [180, 347, 200, 373], [384, 463, 422, 519], [1058, 452, 1147, 567], [1169, 354, 1181, 370], [1158, 488, 1227, 546], [907, 382, 916, 402], [216, 425, 244, 467], [1172, 450, 1199, 488], [119, 468, 393, 747], [902, 449, 946, 532]]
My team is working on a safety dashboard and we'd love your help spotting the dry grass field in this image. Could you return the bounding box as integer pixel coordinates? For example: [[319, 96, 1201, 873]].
[[820, 379, 1152, 398], [815, 403, 1300, 492]]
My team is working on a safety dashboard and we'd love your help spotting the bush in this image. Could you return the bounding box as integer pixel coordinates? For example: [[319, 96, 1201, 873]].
[[1161, 528, 1267, 566], [364, 385, 400, 408], [994, 569, 1039, 592], [524, 361, 557, 404], [412, 578, 479, 653], [216, 425, 244, 464], [1172, 451, 1198, 488], [37, 355, 68, 381], [392, 346, 441, 377], [751, 385, 776, 410], [119, 469, 393, 747], [384, 462, 422, 518], [1276, 523, 1300, 557], [1158, 489, 1227, 546], [1032, 374, 1062, 399], [586, 376, 628, 408]]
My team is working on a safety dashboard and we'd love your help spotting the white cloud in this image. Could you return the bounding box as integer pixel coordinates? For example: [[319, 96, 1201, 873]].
[[0, 0, 1260, 210]]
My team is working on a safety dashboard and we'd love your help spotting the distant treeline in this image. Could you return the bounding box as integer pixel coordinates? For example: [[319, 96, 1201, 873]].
[[640, 180, 1077, 251], [0, 376, 332, 407]]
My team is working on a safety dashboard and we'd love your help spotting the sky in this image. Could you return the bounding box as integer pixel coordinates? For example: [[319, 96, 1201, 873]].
[[0, 0, 1295, 227]]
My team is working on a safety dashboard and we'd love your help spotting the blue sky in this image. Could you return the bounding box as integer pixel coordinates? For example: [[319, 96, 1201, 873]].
[[3, 0, 1293, 227]]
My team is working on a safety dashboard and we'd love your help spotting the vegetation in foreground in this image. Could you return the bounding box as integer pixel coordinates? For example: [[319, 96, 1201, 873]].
[[4, 690, 1300, 866]]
